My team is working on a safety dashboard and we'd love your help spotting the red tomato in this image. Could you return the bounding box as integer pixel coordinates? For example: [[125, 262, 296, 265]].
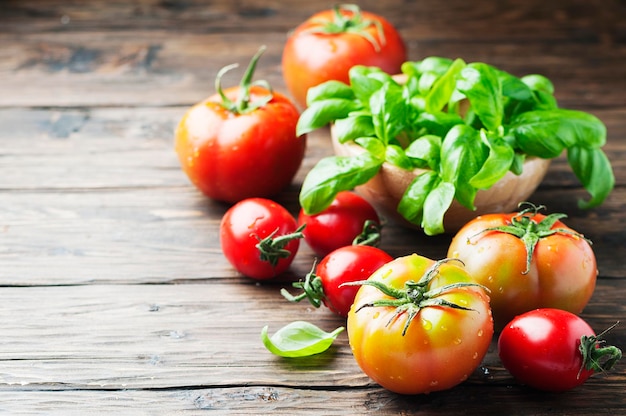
[[282, 4, 407, 108], [176, 48, 306, 203], [220, 198, 302, 280], [298, 191, 381, 257], [447, 204, 597, 330], [347, 255, 494, 394], [282, 245, 393, 317], [498, 308, 622, 391]]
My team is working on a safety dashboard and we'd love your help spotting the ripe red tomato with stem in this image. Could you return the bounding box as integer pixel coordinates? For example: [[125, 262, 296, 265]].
[[282, 4, 407, 109], [220, 198, 304, 280], [346, 255, 493, 394], [175, 47, 306, 203], [448, 202, 597, 330], [298, 191, 382, 258], [282, 245, 393, 317], [498, 308, 622, 391]]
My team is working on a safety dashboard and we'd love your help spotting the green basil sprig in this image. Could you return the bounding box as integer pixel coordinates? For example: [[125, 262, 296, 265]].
[[297, 57, 614, 235]]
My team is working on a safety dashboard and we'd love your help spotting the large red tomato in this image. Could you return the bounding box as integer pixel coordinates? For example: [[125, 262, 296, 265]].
[[176, 48, 306, 203], [347, 254, 493, 394], [448, 204, 597, 330], [282, 4, 407, 109]]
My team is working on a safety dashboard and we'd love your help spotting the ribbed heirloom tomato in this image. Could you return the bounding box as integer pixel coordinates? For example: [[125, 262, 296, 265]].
[[448, 203, 597, 330], [175, 47, 306, 203], [282, 4, 406, 108], [347, 254, 493, 395]]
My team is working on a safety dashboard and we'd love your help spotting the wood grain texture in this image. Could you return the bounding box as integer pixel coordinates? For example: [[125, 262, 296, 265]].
[[0, 0, 625, 413]]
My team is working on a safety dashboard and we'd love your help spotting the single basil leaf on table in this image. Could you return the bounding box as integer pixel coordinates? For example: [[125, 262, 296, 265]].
[[299, 152, 383, 215], [296, 98, 361, 136], [567, 146, 615, 209], [261, 321, 345, 358], [457, 62, 503, 132]]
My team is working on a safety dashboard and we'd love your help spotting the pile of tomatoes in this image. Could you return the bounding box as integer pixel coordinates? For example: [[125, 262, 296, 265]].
[[173, 4, 620, 397]]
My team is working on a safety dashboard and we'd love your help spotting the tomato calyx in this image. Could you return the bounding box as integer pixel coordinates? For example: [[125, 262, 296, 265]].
[[306, 4, 386, 52], [255, 224, 305, 267], [281, 260, 326, 308], [346, 258, 486, 336], [216, 46, 273, 114], [469, 202, 592, 275], [578, 321, 622, 377], [352, 219, 382, 247]]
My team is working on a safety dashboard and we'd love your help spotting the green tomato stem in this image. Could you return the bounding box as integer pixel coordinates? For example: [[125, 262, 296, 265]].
[[579, 321, 622, 376], [255, 224, 305, 267]]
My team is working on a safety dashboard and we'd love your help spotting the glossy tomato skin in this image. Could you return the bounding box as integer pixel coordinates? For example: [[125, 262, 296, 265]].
[[347, 254, 493, 395], [498, 308, 596, 391], [316, 245, 393, 317], [448, 213, 597, 331], [282, 8, 407, 108], [298, 191, 380, 257], [220, 198, 300, 280], [175, 86, 306, 203]]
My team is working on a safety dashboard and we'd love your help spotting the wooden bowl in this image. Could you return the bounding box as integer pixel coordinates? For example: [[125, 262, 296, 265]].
[[331, 128, 551, 232]]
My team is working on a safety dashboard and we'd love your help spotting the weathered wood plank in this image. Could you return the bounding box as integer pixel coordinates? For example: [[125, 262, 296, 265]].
[[0, 0, 624, 108], [0, 281, 622, 390]]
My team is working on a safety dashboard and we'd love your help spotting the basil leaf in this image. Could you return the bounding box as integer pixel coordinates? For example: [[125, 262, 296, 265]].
[[306, 80, 354, 105], [567, 146, 615, 209], [405, 134, 442, 170], [422, 180, 456, 236], [297, 98, 361, 136], [333, 113, 375, 143], [457, 63, 503, 131], [299, 153, 383, 214], [415, 111, 465, 138], [349, 65, 386, 103], [510, 109, 607, 158], [500, 70, 533, 101], [470, 134, 515, 189], [385, 144, 413, 170], [397, 171, 439, 226], [425, 58, 466, 113], [522, 74, 555, 94], [369, 82, 407, 144], [261, 322, 344, 358], [440, 125, 487, 209]]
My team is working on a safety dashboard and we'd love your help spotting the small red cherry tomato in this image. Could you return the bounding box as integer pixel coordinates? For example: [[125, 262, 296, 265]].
[[282, 245, 393, 317], [498, 308, 622, 392], [282, 4, 407, 108], [220, 198, 303, 280], [298, 191, 381, 258]]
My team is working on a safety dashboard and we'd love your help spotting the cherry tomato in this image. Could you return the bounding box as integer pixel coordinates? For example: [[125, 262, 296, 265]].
[[282, 4, 407, 108], [498, 308, 622, 392], [220, 198, 303, 280], [176, 47, 306, 203], [347, 255, 494, 394], [448, 203, 597, 330], [298, 191, 381, 258], [282, 245, 393, 317]]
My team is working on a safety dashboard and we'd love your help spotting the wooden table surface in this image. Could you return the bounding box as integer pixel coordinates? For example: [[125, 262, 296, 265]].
[[1, 0, 625, 414]]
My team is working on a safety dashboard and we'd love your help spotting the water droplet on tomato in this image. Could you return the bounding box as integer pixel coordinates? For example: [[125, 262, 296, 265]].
[[440, 325, 448, 331], [457, 298, 468, 306], [472, 352, 479, 359], [477, 329, 484, 337], [487, 275, 494, 283], [430, 380, 439, 387], [381, 269, 393, 280], [453, 338, 462, 345], [422, 318, 432, 331], [373, 311, 380, 319]]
